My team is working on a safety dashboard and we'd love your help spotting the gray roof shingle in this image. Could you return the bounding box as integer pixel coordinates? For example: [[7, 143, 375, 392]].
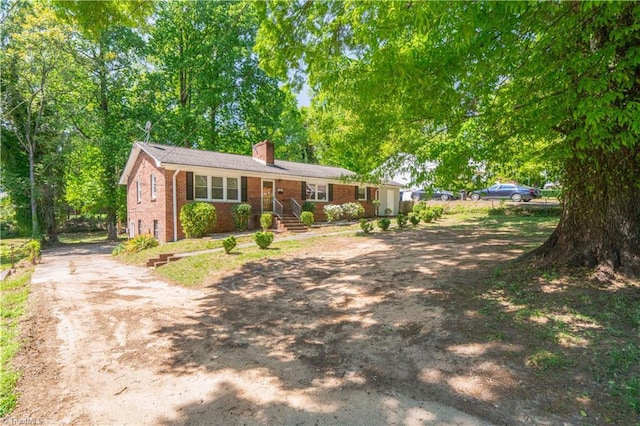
[[139, 142, 357, 180]]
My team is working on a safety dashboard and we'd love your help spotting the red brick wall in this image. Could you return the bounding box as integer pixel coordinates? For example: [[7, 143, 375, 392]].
[[126, 152, 168, 241], [126, 152, 380, 242]]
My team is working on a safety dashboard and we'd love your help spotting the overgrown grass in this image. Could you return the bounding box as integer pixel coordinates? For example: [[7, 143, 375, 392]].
[[0, 269, 32, 416]]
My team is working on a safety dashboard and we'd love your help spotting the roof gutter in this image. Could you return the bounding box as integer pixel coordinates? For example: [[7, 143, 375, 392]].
[[172, 168, 180, 242]]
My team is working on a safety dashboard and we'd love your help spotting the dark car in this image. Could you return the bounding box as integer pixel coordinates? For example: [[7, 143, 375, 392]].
[[469, 183, 541, 202], [411, 189, 459, 202]]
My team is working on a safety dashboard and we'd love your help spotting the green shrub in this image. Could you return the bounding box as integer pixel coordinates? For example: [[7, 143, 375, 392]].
[[420, 209, 435, 223], [408, 212, 420, 225], [23, 239, 40, 264], [112, 244, 126, 256], [254, 231, 274, 249], [396, 214, 408, 228], [260, 213, 273, 230], [302, 201, 316, 212], [341, 202, 365, 220], [222, 236, 237, 254], [300, 211, 314, 227], [412, 201, 428, 214], [323, 204, 343, 222], [180, 202, 217, 238], [432, 206, 444, 219], [232, 204, 252, 231], [113, 234, 159, 255], [360, 218, 374, 233], [377, 217, 391, 231]]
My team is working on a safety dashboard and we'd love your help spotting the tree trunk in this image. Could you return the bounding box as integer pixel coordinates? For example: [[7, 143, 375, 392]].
[[106, 208, 118, 241], [529, 144, 640, 276], [28, 144, 40, 240]]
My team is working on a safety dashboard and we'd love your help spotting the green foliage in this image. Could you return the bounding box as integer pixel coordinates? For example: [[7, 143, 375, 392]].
[[180, 202, 217, 238], [232, 204, 252, 231], [300, 211, 314, 227], [359, 218, 373, 233], [111, 243, 126, 256], [222, 236, 237, 254], [341, 202, 365, 221], [408, 212, 420, 226], [0, 270, 32, 417], [396, 214, 408, 228], [254, 231, 274, 249], [302, 201, 316, 212], [256, 1, 640, 270], [412, 202, 428, 214], [432, 206, 444, 219], [420, 210, 435, 223], [377, 217, 391, 231], [112, 234, 158, 255], [323, 204, 343, 222], [23, 240, 41, 265], [260, 213, 273, 230]]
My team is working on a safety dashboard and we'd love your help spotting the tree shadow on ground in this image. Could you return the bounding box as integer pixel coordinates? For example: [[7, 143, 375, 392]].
[[152, 224, 638, 425]]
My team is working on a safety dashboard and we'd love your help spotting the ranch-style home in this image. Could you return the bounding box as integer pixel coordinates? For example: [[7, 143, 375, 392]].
[[119, 140, 401, 243]]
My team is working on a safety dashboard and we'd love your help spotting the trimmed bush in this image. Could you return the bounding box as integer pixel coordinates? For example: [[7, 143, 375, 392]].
[[254, 231, 274, 249], [396, 214, 408, 228], [302, 201, 316, 212], [360, 218, 374, 233], [180, 202, 217, 238], [300, 211, 314, 227], [420, 209, 435, 223], [260, 213, 273, 230], [341, 202, 365, 221], [377, 217, 391, 231], [232, 204, 252, 231], [408, 212, 420, 226], [222, 236, 237, 254], [323, 204, 343, 222], [432, 206, 444, 219], [412, 201, 428, 214]]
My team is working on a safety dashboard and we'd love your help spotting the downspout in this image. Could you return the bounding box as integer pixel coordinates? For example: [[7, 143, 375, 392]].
[[172, 169, 180, 242]]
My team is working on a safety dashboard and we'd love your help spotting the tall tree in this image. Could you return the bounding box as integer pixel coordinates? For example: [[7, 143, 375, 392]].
[[143, 1, 304, 156], [256, 1, 640, 274], [53, 1, 152, 240], [1, 2, 75, 240]]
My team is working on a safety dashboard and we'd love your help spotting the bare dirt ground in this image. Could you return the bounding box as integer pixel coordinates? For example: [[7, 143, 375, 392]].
[[9, 223, 623, 425]]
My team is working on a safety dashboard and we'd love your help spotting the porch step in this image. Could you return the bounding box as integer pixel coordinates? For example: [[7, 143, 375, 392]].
[[276, 214, 308, 233], [146, 253, 180, 268]]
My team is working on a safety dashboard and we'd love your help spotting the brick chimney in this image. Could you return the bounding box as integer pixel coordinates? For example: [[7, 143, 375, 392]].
[[252, 140, 275, 165]]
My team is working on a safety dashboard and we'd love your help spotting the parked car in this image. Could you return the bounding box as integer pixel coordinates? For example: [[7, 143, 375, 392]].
[[469, 183, 541, 202], [411, 189, 459, 202], [543, 182, 560, 189]]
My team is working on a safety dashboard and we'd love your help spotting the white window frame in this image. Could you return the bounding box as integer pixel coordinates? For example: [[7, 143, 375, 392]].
[[136, 181, 141, 203], [306, 182, 328, 202], [357, 185, 367, 201], [194, 175, 208, 199], [211, 176, 224, 201], [150, 174, 157, 200], [193, 174, 241, 202]]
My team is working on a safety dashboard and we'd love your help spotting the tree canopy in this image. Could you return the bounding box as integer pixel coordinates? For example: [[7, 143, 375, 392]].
[[256, 1, 640, 273]]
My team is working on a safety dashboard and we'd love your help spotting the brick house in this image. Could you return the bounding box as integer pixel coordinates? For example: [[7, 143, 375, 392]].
[[118, 140, 401, 243]]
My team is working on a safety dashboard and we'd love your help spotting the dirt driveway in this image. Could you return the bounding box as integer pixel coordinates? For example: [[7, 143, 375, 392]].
[[12, 224, 568, 425]]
